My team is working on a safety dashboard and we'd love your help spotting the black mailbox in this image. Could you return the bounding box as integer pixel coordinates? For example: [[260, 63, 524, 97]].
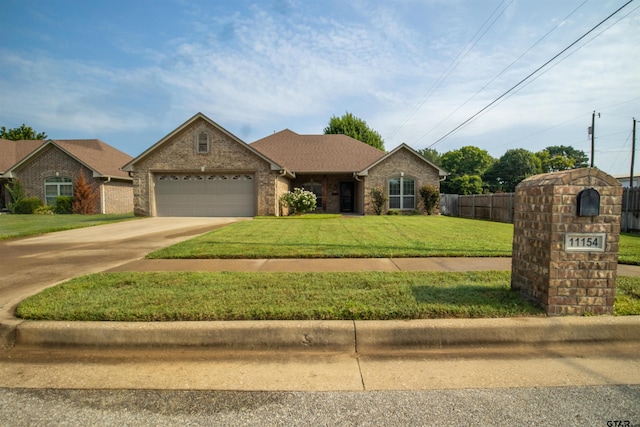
[[577, 188, 600, 216]]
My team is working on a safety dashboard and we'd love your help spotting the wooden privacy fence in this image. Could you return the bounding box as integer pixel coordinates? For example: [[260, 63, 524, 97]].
[[623, 187, 640, 232], [440, 193, 514, 223], [440, 188, 640, 231]]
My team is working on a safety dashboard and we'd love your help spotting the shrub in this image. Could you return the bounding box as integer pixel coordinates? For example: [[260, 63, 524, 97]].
[[34, 205, 55, 215], [281, 188, 317, 215], [369, 187, 387, 215], [14, 197, 43, 214], [55, 196, 73, 214], [72, 172, 99, 215], [419, 184, 440, 215], [5, 179, 26, 214]]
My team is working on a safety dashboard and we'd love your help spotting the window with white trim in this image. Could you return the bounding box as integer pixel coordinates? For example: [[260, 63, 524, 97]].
[[388, 176, 415, 210], [197, 132, 209, 154], [45, 176, 73, 206]]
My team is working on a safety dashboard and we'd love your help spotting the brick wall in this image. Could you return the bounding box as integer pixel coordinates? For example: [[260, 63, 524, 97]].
[[511, 168, 622, 315], [101, 179, 134, 214], [15, 145, 102, 213], [131, 119, 279, 216], [363, 148, 441, 215]]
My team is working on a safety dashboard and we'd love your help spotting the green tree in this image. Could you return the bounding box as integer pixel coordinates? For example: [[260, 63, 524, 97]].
[[440, 146, 494, 176], [417, 148, 442, 166], [445, 174, 484, 195], [324, 112, 385, 151], [1, 124, 47, 140], [484, 148, 542, 192], [439, 146, 494, 194], [536, 145, 589, 173]]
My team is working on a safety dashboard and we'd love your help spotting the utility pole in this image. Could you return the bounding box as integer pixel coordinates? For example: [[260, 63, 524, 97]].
[[625, 117, 636, 233], [589, 111, 600, 168]]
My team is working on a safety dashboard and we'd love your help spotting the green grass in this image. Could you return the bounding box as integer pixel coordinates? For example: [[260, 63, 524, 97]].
[[148, 215, 640, 265], [619, 233, 640, 265], [149, 216, 515, 259], [614, 276, 640, 315], [0, 213, 138, 240], [15, 271, 547, 321]]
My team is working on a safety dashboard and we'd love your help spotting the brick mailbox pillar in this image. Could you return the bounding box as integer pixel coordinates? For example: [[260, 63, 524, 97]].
[[511, 168, 623, 315]]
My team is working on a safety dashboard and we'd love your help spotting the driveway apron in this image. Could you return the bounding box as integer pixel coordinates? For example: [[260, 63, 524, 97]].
[[0, 217, 243, 322]]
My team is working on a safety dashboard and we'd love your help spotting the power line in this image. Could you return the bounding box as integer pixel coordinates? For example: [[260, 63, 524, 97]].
[[426, 0, 636, 150], [386, 0, 513, 140], [413, 0, 588, 145], [479, 3, 640, 114]]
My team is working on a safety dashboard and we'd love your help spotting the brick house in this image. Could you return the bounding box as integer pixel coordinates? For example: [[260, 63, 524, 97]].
[[123, 112, 447, 217], [0, 138, 133, 214]]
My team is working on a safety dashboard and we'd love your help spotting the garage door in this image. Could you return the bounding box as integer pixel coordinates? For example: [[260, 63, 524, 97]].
[[155, 173, 255, 217]]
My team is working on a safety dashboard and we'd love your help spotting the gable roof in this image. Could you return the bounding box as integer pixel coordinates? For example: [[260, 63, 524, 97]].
[[2, 139, 133, 180], [251, 129, 386, 173], [359, 143, 449, 177], [0, 139, 45, 174], [122, 112, 284, 173]]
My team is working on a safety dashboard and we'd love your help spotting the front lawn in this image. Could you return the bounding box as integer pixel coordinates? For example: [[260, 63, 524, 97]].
[[148, 215, 640, 265], [148, 216, 515, 259], [0, 213, 138, 240], [15, 271, 545, 321]]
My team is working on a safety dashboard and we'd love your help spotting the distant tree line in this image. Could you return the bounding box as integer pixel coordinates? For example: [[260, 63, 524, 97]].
[[419, 145, 589, 194]]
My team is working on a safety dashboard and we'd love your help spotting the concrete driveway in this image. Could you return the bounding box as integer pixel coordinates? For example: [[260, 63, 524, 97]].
[[0, 217, 242, 322]]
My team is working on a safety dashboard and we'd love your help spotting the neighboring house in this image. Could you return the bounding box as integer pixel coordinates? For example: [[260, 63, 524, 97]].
[[615, 174, 639, 188], [0, 138, 133, 214], [123, 112, 447, 217]]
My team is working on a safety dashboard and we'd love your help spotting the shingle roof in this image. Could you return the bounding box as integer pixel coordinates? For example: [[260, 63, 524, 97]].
[[1, 139, 133, 180], [251, 129, 385, 173], [0, 139, 45, 173], [52, 139, 132, 179]]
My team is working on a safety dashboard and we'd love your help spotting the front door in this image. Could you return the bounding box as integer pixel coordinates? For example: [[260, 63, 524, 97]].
[[340, 182, 355, 213]]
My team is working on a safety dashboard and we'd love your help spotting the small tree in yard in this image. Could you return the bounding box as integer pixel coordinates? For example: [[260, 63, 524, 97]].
[[72, 172, 99, 215], [419, 184, 440, 215], [5, 179, 26, 214], [281, 187, 317, 215], [369, 187, 387, 215]]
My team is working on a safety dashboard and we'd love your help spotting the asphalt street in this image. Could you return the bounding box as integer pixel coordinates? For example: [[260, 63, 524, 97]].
[[2, 386, 639, 426]]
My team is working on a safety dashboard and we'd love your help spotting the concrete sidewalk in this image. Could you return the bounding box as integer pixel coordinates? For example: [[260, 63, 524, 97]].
[[109, 256, 640, 275]]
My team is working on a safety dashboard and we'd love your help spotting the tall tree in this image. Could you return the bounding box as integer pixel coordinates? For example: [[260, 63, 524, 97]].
[[324, 112, 385, 151], [0, 124, 47, 140], [440, 146, 494, 176], [483, 148, 542, 192], [536, 145, 589, 173], [440, 146, 494, 194], [417, 148, 442, 166]]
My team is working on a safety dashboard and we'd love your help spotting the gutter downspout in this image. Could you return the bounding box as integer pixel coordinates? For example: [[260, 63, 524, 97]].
[[277, 170, 289, 216], [101, 176, 111, 214], [353, 172, 364, 215]]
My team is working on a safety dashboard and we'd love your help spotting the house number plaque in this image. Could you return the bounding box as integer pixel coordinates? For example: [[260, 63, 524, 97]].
[[564, 233, 606, 252]]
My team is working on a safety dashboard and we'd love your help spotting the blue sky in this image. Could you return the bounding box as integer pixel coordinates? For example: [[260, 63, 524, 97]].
[[1, 0, 638, 176]]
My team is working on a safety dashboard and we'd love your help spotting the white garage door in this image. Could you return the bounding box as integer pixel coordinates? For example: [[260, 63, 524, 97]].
[[155, 173, 255, 217]]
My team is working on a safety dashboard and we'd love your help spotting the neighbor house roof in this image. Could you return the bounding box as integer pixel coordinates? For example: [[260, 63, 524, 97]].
[[0, 139, 45, 174], [251, 129, 386, 173], [1, 139, 133, 180]]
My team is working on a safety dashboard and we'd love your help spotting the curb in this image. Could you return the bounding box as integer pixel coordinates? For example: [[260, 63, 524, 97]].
[[5, 316, 640, 352]]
